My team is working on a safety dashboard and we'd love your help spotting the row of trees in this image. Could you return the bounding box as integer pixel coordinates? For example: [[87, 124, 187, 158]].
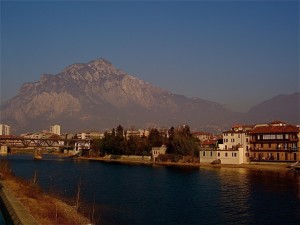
[[91, 125, 200, 158]]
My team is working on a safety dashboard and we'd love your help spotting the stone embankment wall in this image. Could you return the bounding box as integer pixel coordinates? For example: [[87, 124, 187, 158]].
[[103, 154, 152, 162], [0, 182, 39, 225]]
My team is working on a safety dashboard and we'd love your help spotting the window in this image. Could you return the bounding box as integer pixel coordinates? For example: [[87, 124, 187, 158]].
[[218, 152, 220, 157], [276, 135, 283, 139], [203, 152, 205, 157], [210, 151, 213, 157], [234, 153, 237, 157], [225, 153, 228, 157]]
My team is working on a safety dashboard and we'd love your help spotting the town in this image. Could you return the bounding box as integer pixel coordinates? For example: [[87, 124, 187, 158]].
[[1, 120, 299, 165]]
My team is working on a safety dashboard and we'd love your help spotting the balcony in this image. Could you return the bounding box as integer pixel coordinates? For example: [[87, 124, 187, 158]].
[[250, 139, 299, 143], [249, 147, 299, 152]]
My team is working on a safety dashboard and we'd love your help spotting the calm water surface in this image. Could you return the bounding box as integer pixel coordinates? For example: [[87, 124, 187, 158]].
[[2, 154, 300, 225], [0, 212, 5, 225]]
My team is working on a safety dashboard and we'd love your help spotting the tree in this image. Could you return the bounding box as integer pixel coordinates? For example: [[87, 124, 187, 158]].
[[116, 125, 124, 139], [148, 128, 163, 147], [166, 125, 199, 157]]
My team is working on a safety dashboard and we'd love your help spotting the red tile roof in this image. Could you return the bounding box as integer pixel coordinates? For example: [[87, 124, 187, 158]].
[[250, 125, 299, 134], [202, 140, 217, 145]]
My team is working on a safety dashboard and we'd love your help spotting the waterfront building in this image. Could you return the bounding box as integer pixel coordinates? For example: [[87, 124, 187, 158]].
[[0, 124, 11, 135], [73, 141, 91, 152], [151, 145, 167, 160], [200, 124, 252, 164], [50, 125, 61, 135], [249, 121, 299, 162], [200, 147, 247, 164]]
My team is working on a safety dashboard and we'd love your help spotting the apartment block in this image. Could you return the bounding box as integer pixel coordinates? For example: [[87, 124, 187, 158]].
[[0, 124, 11, 135], [249, 121, 299, 162]]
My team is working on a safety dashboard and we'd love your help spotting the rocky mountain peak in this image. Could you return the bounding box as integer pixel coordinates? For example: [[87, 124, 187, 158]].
[[0, 58, 240, 133], [60, 58, 125, 81]]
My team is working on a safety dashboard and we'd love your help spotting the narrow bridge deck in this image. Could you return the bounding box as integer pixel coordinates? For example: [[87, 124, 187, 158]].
[[0, 136, 91, 148]]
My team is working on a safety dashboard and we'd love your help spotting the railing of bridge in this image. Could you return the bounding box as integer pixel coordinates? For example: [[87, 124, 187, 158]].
[[0, 136, 92, 148]]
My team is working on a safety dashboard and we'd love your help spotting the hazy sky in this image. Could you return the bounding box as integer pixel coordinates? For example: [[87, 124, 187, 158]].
[[1, 0, 299, 112]]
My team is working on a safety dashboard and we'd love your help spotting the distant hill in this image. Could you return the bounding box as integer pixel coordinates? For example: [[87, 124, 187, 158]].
[[242, 93, 300, 124], [0, 58, 239, 134]]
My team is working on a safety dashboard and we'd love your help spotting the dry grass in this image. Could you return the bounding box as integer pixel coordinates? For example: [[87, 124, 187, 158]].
[[0, 159, 91, 225]]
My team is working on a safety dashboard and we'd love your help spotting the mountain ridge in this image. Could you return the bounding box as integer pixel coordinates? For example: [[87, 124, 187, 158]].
[[243, 92, 300, 124], [0, 59, 298, 133]]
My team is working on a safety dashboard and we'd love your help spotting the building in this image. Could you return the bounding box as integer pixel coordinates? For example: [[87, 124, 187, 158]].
[[0, 124, 11, 135], [249, 121, 299, 162], [193, 132, 211, 142], [222, 124, 252, 163], [200, 148, 246, 164], [50, 125, 61, 135], [77, 131, 104, 140], [199, 124, 252, 164], [222, 125, 253, 151], [151, 145, 167, 161]]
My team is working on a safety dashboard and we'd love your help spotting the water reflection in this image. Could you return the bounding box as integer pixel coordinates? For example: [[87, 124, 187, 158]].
[[2, 155, 300, 225], [217, 168, 251, 223], [298, 175, 300, 200]]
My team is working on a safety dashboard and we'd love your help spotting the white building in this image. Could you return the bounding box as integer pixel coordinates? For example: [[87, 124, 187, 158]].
[[199, 125, 253, 164], [0, 124, 11, 135], [151, 145, 167, 160], [77, 131, 104, 140], [50, 125, 61, 135], [200, 148, 246, 164]]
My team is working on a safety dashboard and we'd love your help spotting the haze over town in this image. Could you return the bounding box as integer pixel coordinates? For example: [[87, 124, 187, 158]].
[[1, 0, 299, 112]]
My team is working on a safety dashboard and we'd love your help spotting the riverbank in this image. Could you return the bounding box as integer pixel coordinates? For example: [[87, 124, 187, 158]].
[[0, 160, 91, 225], [81, 155, 152, 165], [80, 156, 293, 172], [157, 161, 292, 172]]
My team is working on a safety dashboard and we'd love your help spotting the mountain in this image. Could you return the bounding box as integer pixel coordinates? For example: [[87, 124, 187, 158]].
[[0, 59, 239, 134], [242, 93, 300, 124]]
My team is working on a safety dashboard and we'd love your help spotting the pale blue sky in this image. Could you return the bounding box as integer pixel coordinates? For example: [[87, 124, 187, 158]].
[[1, 0, 299, 112]]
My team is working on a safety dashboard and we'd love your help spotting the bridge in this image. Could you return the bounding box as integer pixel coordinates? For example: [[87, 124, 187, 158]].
[[0, 136, 92, 149]]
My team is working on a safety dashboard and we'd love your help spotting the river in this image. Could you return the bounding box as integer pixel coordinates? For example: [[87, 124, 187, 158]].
[[1, 154, 300, 225]]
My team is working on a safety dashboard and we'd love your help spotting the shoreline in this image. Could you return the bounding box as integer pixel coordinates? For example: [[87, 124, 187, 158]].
[[80, 156, 294, 172], [0, 161, 91, 225]]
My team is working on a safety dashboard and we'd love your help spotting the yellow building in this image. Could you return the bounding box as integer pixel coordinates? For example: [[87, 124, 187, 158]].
[[249, 121, 299, 162]]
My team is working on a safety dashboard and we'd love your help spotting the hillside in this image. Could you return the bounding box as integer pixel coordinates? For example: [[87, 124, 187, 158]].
[[242, 93, 300, 124], [0, 59, 238, 133]]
